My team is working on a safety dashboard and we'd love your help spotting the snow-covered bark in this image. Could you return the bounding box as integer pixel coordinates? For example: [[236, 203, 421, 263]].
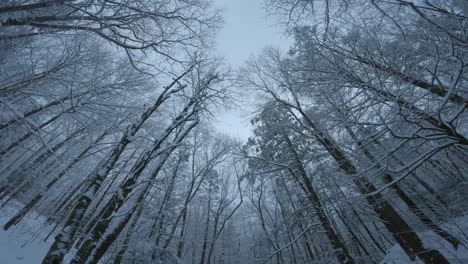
[[77, 119, 200, 264], [41, 68, 194, 263]]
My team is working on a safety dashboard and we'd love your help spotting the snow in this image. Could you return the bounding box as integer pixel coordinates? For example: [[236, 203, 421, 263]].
[[418, 217, 468, 264], [380, 244, 416, 264], [380, 215, 468, 264], [0, 199, 467, 264], [0, 202, 51, 264]]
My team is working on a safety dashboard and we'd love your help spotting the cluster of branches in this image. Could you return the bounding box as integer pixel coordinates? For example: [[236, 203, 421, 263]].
[[236, 0, 468, 263], [1, 0, 468, 263], [0, 1, 246, 264]]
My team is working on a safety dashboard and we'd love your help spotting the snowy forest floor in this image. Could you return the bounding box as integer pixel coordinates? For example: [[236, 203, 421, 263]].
[[0, 201, 52, 263], [1, 200, 468, 264]]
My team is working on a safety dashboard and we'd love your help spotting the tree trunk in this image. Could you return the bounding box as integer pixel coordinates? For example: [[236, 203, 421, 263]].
[[0, 90, 92, 131], [176, 208, 189, 258], [0, 110, 65, 156], [284, 134, 356, 264], [4, 128, 109, 229], [296, 109, 450, 264], [114, 204, 144, 264], [72, 120, 199, 264], [346, 127, 461, 249], [41, 71, 193, 264], [199, 191, 212, 264]]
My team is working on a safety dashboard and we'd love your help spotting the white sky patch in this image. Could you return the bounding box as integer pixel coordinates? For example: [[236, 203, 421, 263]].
[[212, 0, 291, 140]]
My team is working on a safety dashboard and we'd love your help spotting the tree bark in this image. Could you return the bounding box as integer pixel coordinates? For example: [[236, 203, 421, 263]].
[[284, 135, 356, 264], [41, 70, 192, 264], [346, 127, 461, 249], [295, 108, 450, 264]]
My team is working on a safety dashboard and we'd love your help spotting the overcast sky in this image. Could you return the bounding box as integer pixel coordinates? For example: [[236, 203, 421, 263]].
[[212, 0, 290, 140]]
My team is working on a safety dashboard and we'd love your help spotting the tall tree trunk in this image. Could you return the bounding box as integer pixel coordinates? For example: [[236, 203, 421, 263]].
[[0, 90, 92, 131], [114, 204, 144, 264], [325, 46, 468, 106], [41, 70, 193, 264], [346, 127, 461, 249], [148, 155, 182, 240], [0, 110, 66, 156], [353, 77, 468, 146], [283, 134, 356, 264], [331, 177, 387, 256], [294, 108, 450, 264], [205, 207, 221, 264], [3, 127, 112, 230], [280, 177, 318, 261], [199, 191, 212, 264], [176, 207, 189, 258], [3, 124, 85, 182], [76, 147, 140, 248], [353, 54, 468, 106], [72, 120, 199, 264], [82, 150, 176, 264]]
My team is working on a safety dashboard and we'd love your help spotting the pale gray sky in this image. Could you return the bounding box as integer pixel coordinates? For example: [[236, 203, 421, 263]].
[[212, 0, 290, 140]]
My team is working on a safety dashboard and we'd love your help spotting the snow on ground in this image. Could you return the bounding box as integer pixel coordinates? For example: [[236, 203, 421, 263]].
[[0, 200, 467, 264], [380, 215, 468, 264], [0, 202, 50, 264]]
